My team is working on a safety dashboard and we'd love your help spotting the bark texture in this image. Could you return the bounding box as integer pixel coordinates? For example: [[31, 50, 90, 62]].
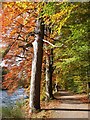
[[29, 19, 44, 113]]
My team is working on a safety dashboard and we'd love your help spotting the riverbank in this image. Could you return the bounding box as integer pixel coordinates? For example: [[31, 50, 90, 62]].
[[1, 88, 29, 118]]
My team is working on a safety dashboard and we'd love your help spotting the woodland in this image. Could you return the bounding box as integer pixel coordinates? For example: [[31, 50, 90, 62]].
[[1, 1, 90, 118]]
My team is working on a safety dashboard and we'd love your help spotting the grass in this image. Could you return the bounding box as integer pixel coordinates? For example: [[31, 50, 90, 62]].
[[2, 101, 25, 118]]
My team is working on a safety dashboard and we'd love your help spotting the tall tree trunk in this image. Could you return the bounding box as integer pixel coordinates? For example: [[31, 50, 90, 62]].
[[49, 48, 54, 98], [29, 19, 44, 113], [45, 49, 50, 100], [45, 27, 54, 100], [45, 48, 54, 100]]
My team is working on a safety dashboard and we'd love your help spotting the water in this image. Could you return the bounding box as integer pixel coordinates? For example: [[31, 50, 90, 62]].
[[0, 88, 29, 107]]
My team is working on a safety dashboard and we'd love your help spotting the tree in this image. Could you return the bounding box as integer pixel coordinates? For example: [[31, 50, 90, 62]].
[[2, 2, 37, 92], [2, 2, 44, 112], [42, 2, 77, 99], [44, 26, 54, 100], [53, 2, 90, 93], [29, 18, 44, 113]]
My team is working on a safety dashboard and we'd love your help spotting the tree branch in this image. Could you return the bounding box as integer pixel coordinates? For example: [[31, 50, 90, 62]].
[[18, 42, 33, 50], [43, 39, 65, 48], [16, 55, 26, 59], [2, 42, 16, 58], [43, 39, 55, 47]]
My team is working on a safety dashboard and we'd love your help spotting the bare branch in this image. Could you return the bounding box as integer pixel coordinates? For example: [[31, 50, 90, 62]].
[[43, 39, 55, 47], [16, 55, 26, 59], [43, 39, 65, 48]]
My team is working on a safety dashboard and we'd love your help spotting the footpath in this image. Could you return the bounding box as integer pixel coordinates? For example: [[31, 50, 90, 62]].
[[30, 90, 90, 119], [51, 91, 89, 119]]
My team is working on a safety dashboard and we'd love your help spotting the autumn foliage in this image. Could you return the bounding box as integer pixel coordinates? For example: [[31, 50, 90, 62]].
[[2, 2, 89, 95], [2, 2, 38, 92]]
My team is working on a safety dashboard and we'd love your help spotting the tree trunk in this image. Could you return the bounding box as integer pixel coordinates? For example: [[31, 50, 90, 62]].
[[29, 19, 44, 113], [49, 48, 54, 99], [45, 26, 54, 100], [45, 49, 54, 101], [45, 50, 50, 100]]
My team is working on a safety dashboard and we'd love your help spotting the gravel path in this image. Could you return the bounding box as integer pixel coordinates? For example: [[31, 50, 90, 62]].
[[50, 91, 90, 119]]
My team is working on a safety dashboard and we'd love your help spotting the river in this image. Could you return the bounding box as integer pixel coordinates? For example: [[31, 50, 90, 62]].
[[0, 88, 28, 107]]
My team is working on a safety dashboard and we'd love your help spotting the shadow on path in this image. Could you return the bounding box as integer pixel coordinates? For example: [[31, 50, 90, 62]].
[[41, 108, 90, 111], [53, 90, 88, 104], [54, 90, 73, 96]]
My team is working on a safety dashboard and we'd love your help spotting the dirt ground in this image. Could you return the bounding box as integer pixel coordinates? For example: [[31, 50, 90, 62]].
[[29, 90, 90, 119]]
